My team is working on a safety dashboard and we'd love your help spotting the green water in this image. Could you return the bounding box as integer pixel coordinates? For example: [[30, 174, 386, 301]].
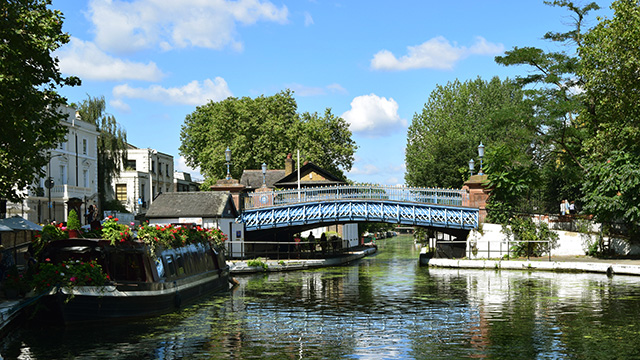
[[3, 235, 640, 359]]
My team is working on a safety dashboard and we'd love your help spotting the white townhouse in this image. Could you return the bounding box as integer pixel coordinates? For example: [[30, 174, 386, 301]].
[[7, 106, 100, 224], [109, 144, 174, 215]]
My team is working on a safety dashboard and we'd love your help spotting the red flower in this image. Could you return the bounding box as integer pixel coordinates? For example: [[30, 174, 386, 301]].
[[114, 218, 119, 222]]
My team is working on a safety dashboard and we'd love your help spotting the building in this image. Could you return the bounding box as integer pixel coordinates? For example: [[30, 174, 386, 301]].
[[174, 171, 201, 192], [145, 191, 243, 256], [109, 144, 174, 215], [7, 106, 99, 224]]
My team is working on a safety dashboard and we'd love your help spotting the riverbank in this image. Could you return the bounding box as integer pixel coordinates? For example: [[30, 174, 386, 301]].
[[424, 255, 640, 276], [229, 246, 377, 274]]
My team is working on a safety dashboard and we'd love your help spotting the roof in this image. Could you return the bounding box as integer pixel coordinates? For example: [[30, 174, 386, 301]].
[[274, 162, 346, 188], [145, 192, 237, 218], [240, 169, 286, 190], [0, 216, 42, 231]]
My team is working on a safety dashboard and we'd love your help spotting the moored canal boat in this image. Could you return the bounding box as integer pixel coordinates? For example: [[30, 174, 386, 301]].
[[32, 224, 230, 325]]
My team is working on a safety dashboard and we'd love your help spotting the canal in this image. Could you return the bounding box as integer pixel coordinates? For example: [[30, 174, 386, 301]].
[[2, 235, 640, 359]]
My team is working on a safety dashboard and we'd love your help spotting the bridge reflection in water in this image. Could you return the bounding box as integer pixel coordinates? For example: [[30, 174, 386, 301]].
[[239, 185, 479, 232]]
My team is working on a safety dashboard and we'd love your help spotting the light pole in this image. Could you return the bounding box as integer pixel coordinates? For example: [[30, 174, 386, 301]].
[[225, 147, 231, 180], [477, 142, 485, 175], [261, 163, 267, 187], [468, 158, 475, 176]]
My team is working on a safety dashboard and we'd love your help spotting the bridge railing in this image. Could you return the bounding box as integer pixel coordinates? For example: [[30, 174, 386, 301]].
[[242, 184, 468, 210]]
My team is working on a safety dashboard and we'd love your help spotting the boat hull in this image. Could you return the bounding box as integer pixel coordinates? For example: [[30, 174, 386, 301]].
[[36, 268, 230, 325]]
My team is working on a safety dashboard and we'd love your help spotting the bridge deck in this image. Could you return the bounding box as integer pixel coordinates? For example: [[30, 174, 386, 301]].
[[239, 185, 478, 232]]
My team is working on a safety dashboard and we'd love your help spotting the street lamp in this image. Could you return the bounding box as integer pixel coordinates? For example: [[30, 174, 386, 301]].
[[468, 158, 475, 176], [225, 147, 231, 180], [261, 163, 267, 187], [477, 142, 485, 175]]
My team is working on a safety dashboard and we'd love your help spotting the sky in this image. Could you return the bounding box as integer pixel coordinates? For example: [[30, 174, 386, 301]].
[[50, 0, 614, 186]]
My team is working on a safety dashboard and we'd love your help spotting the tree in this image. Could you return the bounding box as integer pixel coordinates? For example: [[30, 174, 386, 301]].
[[0, 0, 80, 203], [494, 1, 600, 210], [76, 95, 128, 213], [180, 90, 357, 186], [405, 77, 534, 189], [578, 0, 640, 237]]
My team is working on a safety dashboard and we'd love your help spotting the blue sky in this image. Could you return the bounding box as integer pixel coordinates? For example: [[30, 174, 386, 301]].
[[51, 0, 613, 185]]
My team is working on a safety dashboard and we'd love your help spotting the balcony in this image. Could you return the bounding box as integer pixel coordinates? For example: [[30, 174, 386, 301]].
[[48, 185, 95, 200]]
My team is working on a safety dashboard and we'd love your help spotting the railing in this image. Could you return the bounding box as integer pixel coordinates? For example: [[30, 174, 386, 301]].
[[243, 185, 467, 210], [48, 185, 94, 199]]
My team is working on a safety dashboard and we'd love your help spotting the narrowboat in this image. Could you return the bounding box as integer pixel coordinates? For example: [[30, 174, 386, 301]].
[[34, 237, 229, 325]]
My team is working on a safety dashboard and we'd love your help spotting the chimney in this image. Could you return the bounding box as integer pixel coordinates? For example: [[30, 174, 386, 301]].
[[285, 153, 294, 175]]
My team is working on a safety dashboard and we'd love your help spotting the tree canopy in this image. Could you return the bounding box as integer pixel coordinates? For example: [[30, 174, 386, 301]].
[[0, 0, 79, 202], [405, 77, 535, 189], [180, 90, 356, 187], [75, 95, 128, 213]]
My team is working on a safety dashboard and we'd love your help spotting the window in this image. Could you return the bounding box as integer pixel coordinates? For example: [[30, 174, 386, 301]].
[[166, 164, 169, 176], [159, 162, 162, 175], [116, 184, 127, 202], [126, 159, 136, 170], [151, 161, 155, 173], [60, 165, 67, 185], [83, 170, 89, 188], [82, 139, 88, 155]]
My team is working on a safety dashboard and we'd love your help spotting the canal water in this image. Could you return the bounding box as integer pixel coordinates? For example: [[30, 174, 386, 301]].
[[3, 235, 640, 359]]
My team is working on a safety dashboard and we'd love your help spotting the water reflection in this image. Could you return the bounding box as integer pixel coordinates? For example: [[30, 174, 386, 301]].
[[4, 235, 640, 359]]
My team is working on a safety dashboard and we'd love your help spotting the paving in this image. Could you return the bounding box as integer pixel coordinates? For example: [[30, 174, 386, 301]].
[[425, 255, 640, 276]]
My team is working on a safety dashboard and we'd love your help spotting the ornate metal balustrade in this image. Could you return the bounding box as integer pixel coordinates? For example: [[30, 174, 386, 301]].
[[243, 185, 468, 210], [240, 185, 477, 231]]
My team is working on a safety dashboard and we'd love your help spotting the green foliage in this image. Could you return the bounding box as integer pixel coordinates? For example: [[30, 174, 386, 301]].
[[405, 77, 534, 188], [247, 258, 268, 270], [32, 260, 108, 294], [136, 223, 228, 256], [102, 199, 129, 213], [101, 216, 133, 245], [76, 95, 128, 214], [180, 90, 356, 182], [67, 209, 81, 230], [0, 0, 80, 202], [578, 0, 640, 238], [503, 217, 559, 258]]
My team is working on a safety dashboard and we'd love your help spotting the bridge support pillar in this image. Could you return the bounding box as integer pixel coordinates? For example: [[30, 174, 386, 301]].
[[462, 175, 490, 223]]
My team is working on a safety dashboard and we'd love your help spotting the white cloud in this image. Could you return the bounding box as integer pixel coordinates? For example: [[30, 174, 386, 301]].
[[113, 78, 233, 106], [56, 37, 164, 81], [304, 11, 314, 26], [88, 0, 289, 53], [341, 94, 407, 137], [176, 156, 203, 179], [109, 98, 131, 112], [288, 83, 347, 97], [371, 36, 504, 71], [348, 164, 380, 176]]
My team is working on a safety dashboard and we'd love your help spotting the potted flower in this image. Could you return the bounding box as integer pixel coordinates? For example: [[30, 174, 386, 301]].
[[101, 216, 133, 245], [67, 209, 81, 238]]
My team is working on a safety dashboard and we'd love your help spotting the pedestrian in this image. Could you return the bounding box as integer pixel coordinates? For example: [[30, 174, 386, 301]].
[[569, 201, 576, 215], [560, 200, 566, 215]]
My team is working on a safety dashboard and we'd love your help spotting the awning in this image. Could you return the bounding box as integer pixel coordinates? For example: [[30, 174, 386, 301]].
[[0, 216, 43, 231]]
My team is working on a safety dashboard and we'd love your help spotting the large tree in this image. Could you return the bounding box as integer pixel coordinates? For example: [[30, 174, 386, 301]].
[[493, 1, 600, 211], [405, 77, 534, 189], [75, 95, 128, 213], [578, 0, 640, 236], [180, 90, 356, 187], [0, 0, 79, 203]]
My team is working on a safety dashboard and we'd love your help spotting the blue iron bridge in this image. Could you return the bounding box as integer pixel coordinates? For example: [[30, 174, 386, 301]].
[[238, 185, 479, 232]]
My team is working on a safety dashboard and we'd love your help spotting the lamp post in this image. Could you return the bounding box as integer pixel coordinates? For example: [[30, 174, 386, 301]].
[[477, 142, 485, 175], [225, 147, 231, 180], [261, 163, 267, 187], [468, 158, 475, 176]]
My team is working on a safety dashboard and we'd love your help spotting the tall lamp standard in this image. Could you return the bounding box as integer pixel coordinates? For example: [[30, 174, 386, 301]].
[[477, 142, 485, 175], [468, 158, 475, 176], [261, 163, 267, 187], [225, 147, 231, 180]]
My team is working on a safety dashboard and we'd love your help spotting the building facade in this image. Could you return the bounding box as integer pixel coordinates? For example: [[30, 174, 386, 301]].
[[109, 145, 174, 215], [174, 171, 201, 192], [7, 106, 100, 224]]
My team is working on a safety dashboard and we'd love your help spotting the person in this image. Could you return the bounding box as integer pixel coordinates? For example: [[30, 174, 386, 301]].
[[89, 205, 101, 230], [569, 201, 576, 215], [560, 200, 565, 215], [23, 251, 37, 281], [307, 232, 315, 253]]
